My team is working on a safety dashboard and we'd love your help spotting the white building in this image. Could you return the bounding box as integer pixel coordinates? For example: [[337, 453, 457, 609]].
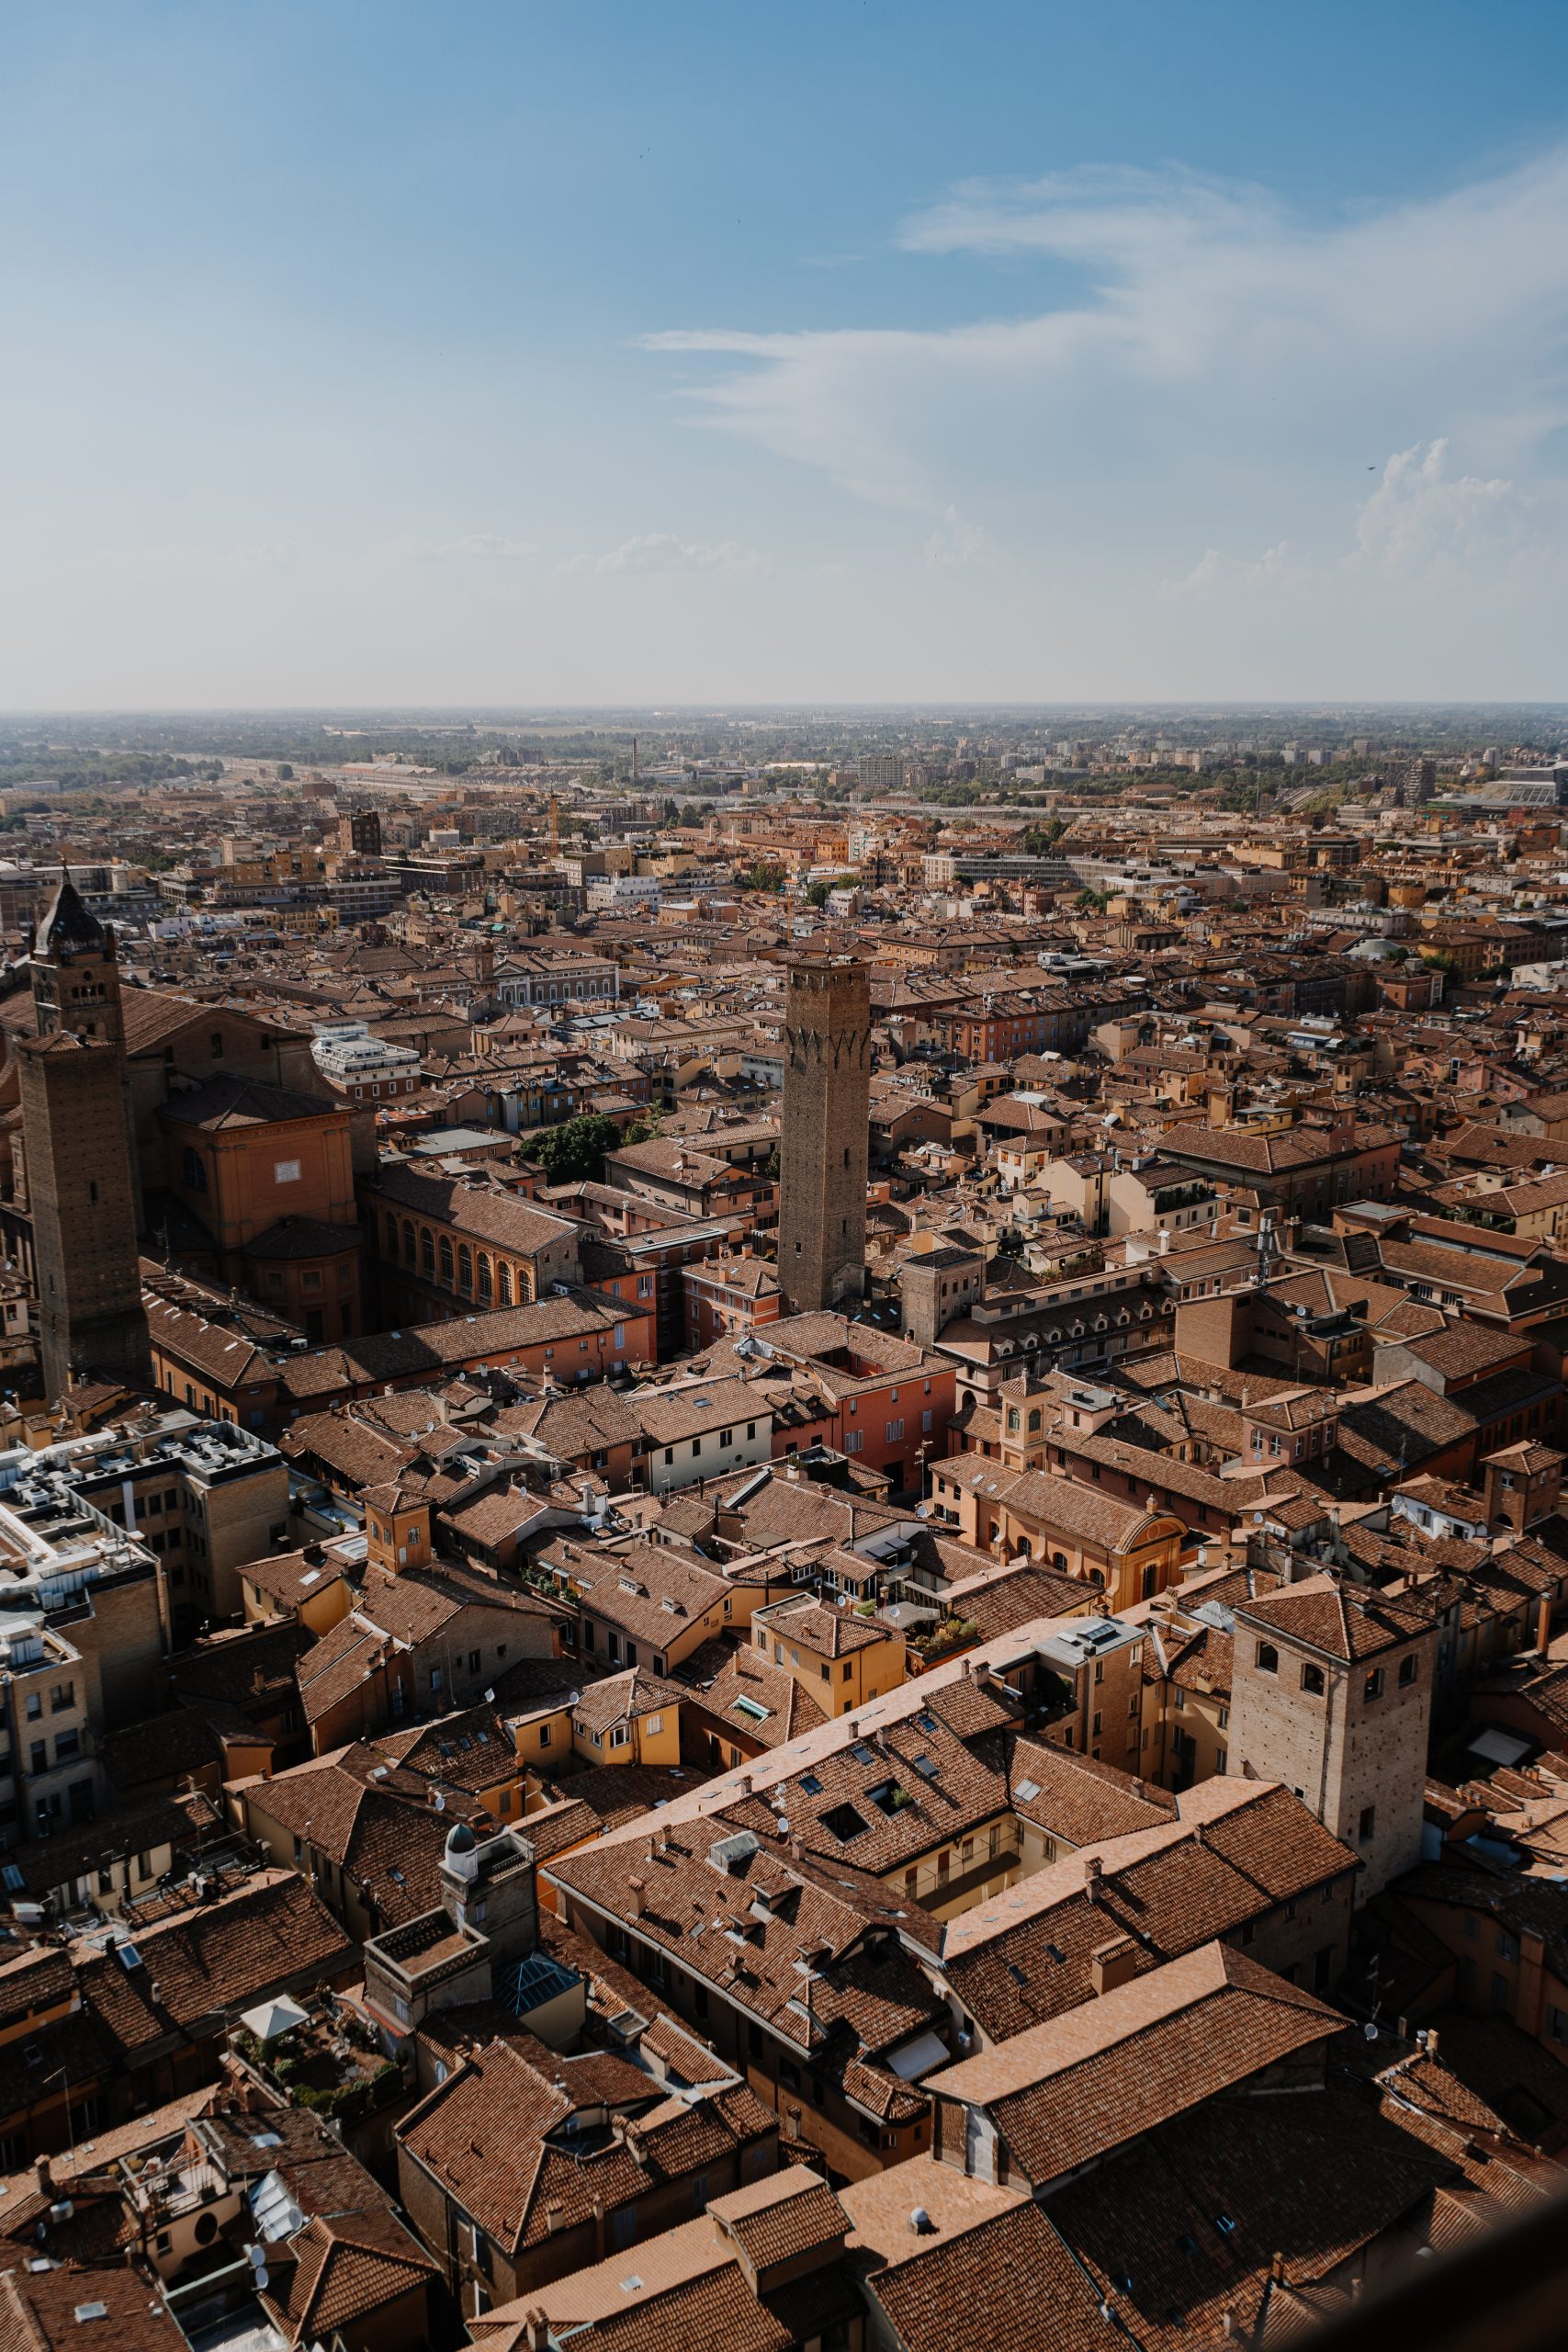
[[310, 1020, 423, 1103]]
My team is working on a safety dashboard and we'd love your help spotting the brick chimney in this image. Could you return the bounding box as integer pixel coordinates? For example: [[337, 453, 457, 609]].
[[1089, 1934, 1138, 1996]]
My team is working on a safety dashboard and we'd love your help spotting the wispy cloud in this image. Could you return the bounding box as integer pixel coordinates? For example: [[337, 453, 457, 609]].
[[641, 146, 1568, 581], [378, 533, 542, 562], [924, 506, 990, 571], [561, 533, 768, 578], [1162, 538, 1308, 599]]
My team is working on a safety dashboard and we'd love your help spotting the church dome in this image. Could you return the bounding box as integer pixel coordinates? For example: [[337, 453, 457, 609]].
[[445, 1820, 478, 1859]]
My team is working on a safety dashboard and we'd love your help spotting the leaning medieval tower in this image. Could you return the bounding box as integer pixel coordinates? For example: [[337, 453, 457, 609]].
[[778, 956, 870, 1314]]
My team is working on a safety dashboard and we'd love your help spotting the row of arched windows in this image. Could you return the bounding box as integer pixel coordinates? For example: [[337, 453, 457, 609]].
[[386, 1214, 532, 1307]]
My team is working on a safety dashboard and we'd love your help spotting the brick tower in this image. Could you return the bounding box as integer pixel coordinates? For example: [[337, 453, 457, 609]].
[[779, 956, 870, 1313], [17, 874, 152, 1402]]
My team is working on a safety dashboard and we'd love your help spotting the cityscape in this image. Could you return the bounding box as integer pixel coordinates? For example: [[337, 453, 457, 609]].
[[4, 6, 1568, 2352]]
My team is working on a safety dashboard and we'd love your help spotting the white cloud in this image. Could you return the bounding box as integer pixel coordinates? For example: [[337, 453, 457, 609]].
[[924, 506, 989, 571], [641, 146, 1568, 564], [1162, 538, 1308, 598], [562, 533, 768, 578], [378, 533, 541, 561], [1350, 440, 1528, 582]]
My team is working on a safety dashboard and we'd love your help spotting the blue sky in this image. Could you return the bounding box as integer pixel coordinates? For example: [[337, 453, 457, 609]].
[[5, 0, 1568, 707]]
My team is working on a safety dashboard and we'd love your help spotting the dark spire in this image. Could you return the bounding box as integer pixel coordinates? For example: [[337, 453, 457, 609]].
[[34, 867, 107, 961]]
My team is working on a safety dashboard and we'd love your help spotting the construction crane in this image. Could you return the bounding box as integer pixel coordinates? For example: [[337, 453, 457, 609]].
[[547, 793, 560, 855]]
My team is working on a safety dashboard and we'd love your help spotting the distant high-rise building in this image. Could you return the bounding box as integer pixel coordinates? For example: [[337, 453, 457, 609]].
[[778, 957, 870, 1314], [857, 754, 904, 794], [17, 875, 152, 1402]]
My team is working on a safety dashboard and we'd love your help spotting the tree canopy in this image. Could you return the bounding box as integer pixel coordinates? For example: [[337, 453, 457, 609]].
[[526, 1113, 622, 1185]]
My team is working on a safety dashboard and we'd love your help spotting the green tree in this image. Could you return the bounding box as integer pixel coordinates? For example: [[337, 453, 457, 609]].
[[623, 1109, 663, 1146], [738, 862, 786, 893], [806, 878, 832, 907], [527, 1113, 622, 1185], [276, 763, 294, 780]]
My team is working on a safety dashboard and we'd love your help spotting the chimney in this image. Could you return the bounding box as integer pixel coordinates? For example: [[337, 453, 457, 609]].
[[525, 2311, 551, 2351], [1538, 1592, 1553, 1655], [626, 1875, 645, 1917], [1083, 1854, 1103, 1897], [1089, 1934, 1138, 1996], [33, 2155, 51, 2197]]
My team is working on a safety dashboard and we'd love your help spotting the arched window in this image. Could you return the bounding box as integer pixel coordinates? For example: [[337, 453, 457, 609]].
[[1302, 1663, 1325, 1695], [421, 1227, 434, 1274], [402, 1220, 415, 1264], [1053, 1552, 1068, 1571], [457, 1246, 473, 1294], [478, 1253, 492, 1302], [518, 1265, 534, 1304], [498, 1261, 513, 1306], [1257, 1642, 1279, 1675], [385, 1216, 399, 1254], [182, 1148, 208, 1193], [438, 1235, 455, 1284], [1028, 1408, 1042, 1432]]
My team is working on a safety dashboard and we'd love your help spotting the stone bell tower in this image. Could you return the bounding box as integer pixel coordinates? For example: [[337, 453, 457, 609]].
[[17, 873, 151, 1402]]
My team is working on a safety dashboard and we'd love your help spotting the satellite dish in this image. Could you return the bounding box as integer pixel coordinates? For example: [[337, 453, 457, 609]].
[[434, 1793, 446, 1813], [484, 1688, 495, 1703], [1363, 2021, 1378, 2041], [254, 2269, 269, 2292], [246, 2246, 265, 2270]]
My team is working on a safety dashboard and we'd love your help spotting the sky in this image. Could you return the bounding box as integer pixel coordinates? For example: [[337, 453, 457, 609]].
[[5, 0, 1568, 710]]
